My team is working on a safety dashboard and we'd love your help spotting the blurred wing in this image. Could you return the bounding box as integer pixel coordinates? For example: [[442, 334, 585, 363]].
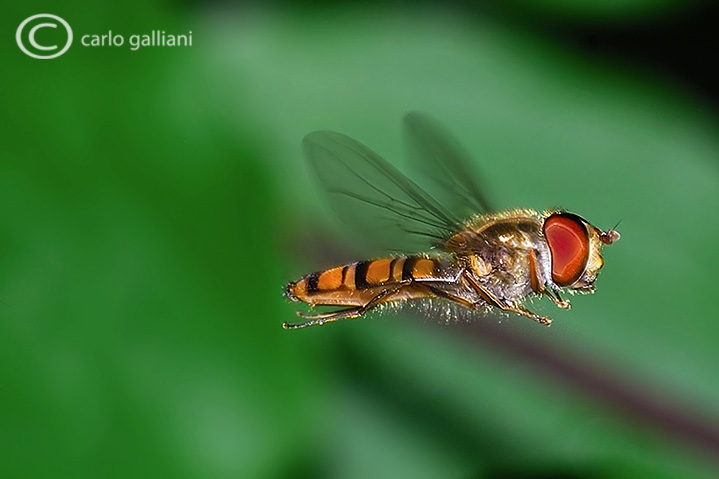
[[404, 112, 493, 217], [304, 131, 465, 253]]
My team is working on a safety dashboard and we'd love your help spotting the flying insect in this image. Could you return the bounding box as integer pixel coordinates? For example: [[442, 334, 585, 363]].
[[284, 114, 619, 329]]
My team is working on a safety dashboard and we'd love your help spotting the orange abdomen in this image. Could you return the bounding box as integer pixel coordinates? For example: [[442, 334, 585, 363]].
[[286, 256, 440, 307]]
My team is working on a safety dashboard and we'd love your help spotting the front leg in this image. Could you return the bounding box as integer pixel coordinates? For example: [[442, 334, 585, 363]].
[[544, 288, 571, 310], [529, 249, 570, 311]]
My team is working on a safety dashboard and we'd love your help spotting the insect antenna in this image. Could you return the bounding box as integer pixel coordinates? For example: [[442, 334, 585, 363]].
[[600, 219, 622, 245]]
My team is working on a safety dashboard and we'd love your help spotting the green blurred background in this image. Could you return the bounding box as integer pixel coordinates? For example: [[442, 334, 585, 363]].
[[3, 1, 719, 478]]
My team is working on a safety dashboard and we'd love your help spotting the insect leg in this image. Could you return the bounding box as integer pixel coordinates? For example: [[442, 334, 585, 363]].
[[462, 271, 552, 326], [282, 284, 405, 330], [529, 249, 570, 310], [507, 303, 553, 326], [282, 307, 363, 329], [425, 284, 478, 309], [543, 288, 571, 310]]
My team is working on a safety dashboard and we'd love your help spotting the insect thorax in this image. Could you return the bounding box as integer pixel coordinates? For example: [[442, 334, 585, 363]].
[[458, 211, 553, 302]]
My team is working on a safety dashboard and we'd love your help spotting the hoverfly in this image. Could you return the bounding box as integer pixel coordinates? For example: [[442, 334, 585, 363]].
[[283, 113, 620, 329]]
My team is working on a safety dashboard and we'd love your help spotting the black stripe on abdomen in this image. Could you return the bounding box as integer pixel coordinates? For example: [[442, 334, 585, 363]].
[[306, 272, 319, 293], [354, 261, 370, 289], [402, 256, 418, 281]]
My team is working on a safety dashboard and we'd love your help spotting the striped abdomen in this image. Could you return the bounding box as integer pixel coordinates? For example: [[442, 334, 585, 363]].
[[286, 256, 456, 307]]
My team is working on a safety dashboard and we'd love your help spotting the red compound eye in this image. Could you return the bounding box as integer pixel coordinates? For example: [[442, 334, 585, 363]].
[[543, 213, 590, 287]]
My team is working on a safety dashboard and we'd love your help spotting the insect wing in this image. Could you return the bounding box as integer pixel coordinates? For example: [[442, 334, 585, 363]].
[[303, 131, 464, 252], [404, 112, 493, 218]]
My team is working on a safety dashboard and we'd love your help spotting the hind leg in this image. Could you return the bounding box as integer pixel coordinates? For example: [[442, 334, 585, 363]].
[[283, 285, 404, 330]]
